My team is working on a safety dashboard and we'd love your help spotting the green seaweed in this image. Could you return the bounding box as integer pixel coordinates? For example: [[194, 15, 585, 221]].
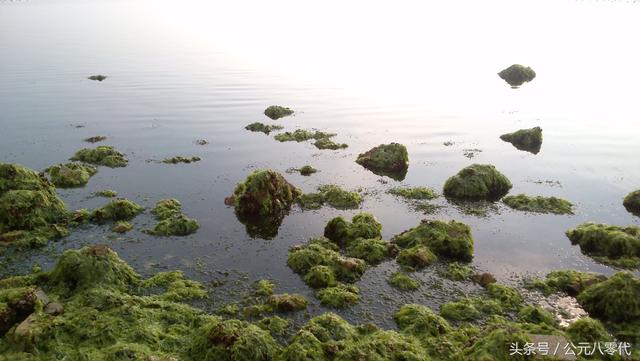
[[162, 156, 201, 164], [324, 213, 382, 247], [396, 245, 437, 270], [443, 262, 473, 281], [264, 105, 294, 120], [70, 146, 128, 168], [440, 297, 503, 322], [228, 170, 301, 217], [498, 64, 536, 87], [500, 126, 543, 154], [111, 221, 133, 233], [518, 306, 556, 327], [566, 317, 612, 344], [298, 184, 362, 210], [245, 122, 284, 134], [316, 284, 359, 308], [345, 237, 395, 265], [148, 199, 199, 236], [503, 194, 573, 214], [486, 284, 523, 309], [89, 199, 143, 224], [151, 199, 182, 220], [394, 304, 451, 337], [624, 190, 640, 216], [84, 136, 107, 143], [389, 186, 436, 200], [297, 165, 317, 176], [388, 272, 420, 290], [526, 269, 606, 296], [443, 164, 512, 200], [275, 129, 335, 143], [303, 265, 336, 289], [94, 189, 118, 198], [355, 143, 409, 181], [256, 316, 290, 337], [87, 74, 107, 81], [313, 137, 348, 150], [392, 219, 474, 262], [577, 271, 640, 323], [267, 293, 308, 312], [44, 162, 97, 188], [566, 222, 640, 268], [254, 279, 275, 297]]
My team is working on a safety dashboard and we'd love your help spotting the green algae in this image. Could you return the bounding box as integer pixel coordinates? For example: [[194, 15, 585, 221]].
[[443, 262, 473, 281], [518, 306, 556, 327], [148, 199, 199, 236], [396, 245, 437, 270], [394, 304, 451, 337], [486, 284, 523, 309], [500, 126, 543, 154], [95, 189, 118, 198], [70, 146, 128, 167], [577, 271, 640, 323], [304, 265, 336, 289], [111, 221, 133, 233], [527, 269, 606, 296], [624, 189, 640, 215], [345, 237, 395, 265], [392, 219, 474, 262], [298, 184, 362, 210], [89, 198, 143, 224], [503, 194, 573, 214], [299, 165, 317, 176], [162, 156, 201, 164], [565, 317, 612, 343], [323, 212, 382, 247], [316, 284, 359, 308], [462, 324, 532, 361], [355, 143, 409, 181], [566, 222, 640, 268], [498, 64, 536, 87], [275, 129, 335, 143], [256, 316, 290, 337], [313, 137, 348, 150], [228, 170, 301, 217], [287, 242, 366, 284], [84, 135, 107, 143], [87, 74, 107, 81], [389, 186, 436, 200], [388, 272, 420, 290], [264, 105, 294, 120], [440, 297, 503, 322], [44, 162, 97, 188], [244, 122, 284, 134], [254, 279, 275, 297], [443, 164, 512, 200], [267, 293, 308, 312]]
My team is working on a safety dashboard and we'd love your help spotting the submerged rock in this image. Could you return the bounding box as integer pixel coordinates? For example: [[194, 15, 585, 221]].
[[316, 284, 360, 308], [498, 64, 536, 87], [392, 219, 474, 262], [313, 137, 347, 150], [264, 105, 294, 120], [324, 213, 382, 248], [111, 221, 133, 233], [298, 165, 317, 176], [274, 129, 335, 143], [228, 170, 301, 217], [389, 186, 436, 200], [244, 122, 284, 134], [500, 126, 543, 154], [443, 164, 512, 200], [70, 146, 128, 167], [577, 271, 640, 323], [298, 184, 362, 210], [44, 162, 97, 188], [388, 272, 420, 290], [89, 198, 143, 224], [566, 222, 640, 268], [87, 74, 107, 81], [396, 245, 437, 270], [624, 189, 640, 215], [84, 135, 107, 143], [503, 194, 573, 214], [356, 143, 409, 181], [147, 199, 199, 236], [162, 156, 201, 164], [94, 189, 118, 198]]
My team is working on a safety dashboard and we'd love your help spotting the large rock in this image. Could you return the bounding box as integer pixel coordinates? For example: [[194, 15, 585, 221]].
[[623, 189, 640, 215], [499, 126, 543, 154], [498, 64, 536, 87], [355, 143, 409, 180], [577, 272, 640, 323], [443, 164, 512, 200], [566, 223, 640, 268]]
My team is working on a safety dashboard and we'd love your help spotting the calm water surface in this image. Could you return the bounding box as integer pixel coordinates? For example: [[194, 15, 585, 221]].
[[1, 0, 639, 328]]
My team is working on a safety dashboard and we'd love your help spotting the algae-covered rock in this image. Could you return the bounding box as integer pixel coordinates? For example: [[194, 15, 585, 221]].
[[396, 245, 437, 270], [298, 165, 317, 176], [503, 194, 573, 215], [443, 164, 512, 200], [316, 284, 359, 308], [443, 262, 473, 281], [498, 64, 536, 87], [392, 219, 474, 262], [518, 306, 556, 327], [356, 143, 409, 180], [313, 137, 348, 150], [388, 272, 420, 290], [162, 156, 201, 164], [624, 189, 640, 215], [267, 293, 308, 312], [0, 286, 39, 336], [111, 221, 133, 233], [577, 271, 640, 323], [440, 297, 503, 322], [394, 304, 451, 337], [44, 162, 97, 188], [527, 269, 606, 296], [70, 146, 128, 167], [88, 74, 107, 81], [345, 237, 395, 265], [486, 284, 523, 309], [84, 135, 107, 143], [89, 198, 143, 224], [566, 222, 640, 268], [500, 126, 543, 154], [245, 122, 283, 134], [324, 212, 382, 247], [256, 316, 290, 337], [148, 199, 199, 236], [94, 189, 118, 198], [298, 184, 362, 210], [287, 242, 366, 284], [254, 279, 275, 297], [463, 325, 532, 361], [228, 170, 301, 217], [151, 199, 182, 220], [264, 105, 294, 120], [389, 186, 436, 200], [275, 129, 335, 143], [566, 317, 612, 344], [304, 265, 337, 289]]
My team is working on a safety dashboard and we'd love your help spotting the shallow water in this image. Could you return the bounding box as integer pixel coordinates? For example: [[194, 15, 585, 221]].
[[1, 0, 640, 328]]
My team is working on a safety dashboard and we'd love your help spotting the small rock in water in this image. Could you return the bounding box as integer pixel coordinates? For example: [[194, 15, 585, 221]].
[[498, 64, 536, 87], [88, 74, 107, 81]]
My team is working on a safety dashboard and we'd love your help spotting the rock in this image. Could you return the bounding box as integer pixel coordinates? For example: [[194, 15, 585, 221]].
[[396, 245, 437, 269], [70, 146, 128, 167], [13, 313, 40, 344], [577, 272, 640, 323], [623, 189, 640, 215], [392, 219, 474, 262], [503, 194, 573, 214], [498, 64, 536, 87], [33, 289, 49, 305], [472, 272, 497, 288], [84, 136, 107, 143], [264, 105, 294, 120], [89, 199, 143, 224], [566, 222, 640, 268], [44, 162, 97, 188], [111, 221, 133, 233], [267, 293, 308, 312], [316, 284, 360, 308], [44, 302, 64, 316], [443, 164, 512, 200], [355, 143, 409, 181], [245, 122, 283, 134], [229, 170, 300, 217], [162, 156, 201, 164], [500, 126, 543, 154], [88, 74, 107, 81]]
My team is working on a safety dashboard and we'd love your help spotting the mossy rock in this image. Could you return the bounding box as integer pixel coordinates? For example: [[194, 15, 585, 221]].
[[44, 162, 97, 188], [256, 316, 290, 337], [577, 271, 640, 323], [396, 245, 437, 270], [316, 284, 359, 308], [254, 279, 275, 297], [345, 238, 395, 265], [518, 306, 556, 327], [392, 219, 474, 262], [623, 190, 640, 216], [356, 143, 409, 181], [94, 189, 118, 198], [298, 185, 362, 210], [441, 297, 503, 322], [264, 105, 294, 120], [287, 242, 366, 284], [70, 146, 128, 167], [394, 304, 451, 337], [0, 286, 39, 336], [443, 262, 473, 281], [162, 156, 201, 164], [389, 187, 436, 200], [89, 199, 143, 224], [498, 64, 536, 87], [275, 129, 335, 143], [149, 214, 199, 236], [84, 135, 107, 143], [388, 272, 420, 291], [503, 194, 573, 215], [486, 284, 523, 309], [229, 170, 301, 217], [88, 74, 107, 81], [298, 165, 317, 176], [443, 164, 512, 200], [566, 223, 640, 268], [304, 265, 337, 289], [500, 127, 543, 154], [313, 137, 348, 150], [267, 293, 308, 312], [527, 269, 606, 296], [566, 317, 612, 344], [245, 122, 283, 134], [111, 221, 133, 233], [332, 328, 428, 361], [323, 213, 382, 247], [463, 325, 532, 361], [152, 199, 182, 220]]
